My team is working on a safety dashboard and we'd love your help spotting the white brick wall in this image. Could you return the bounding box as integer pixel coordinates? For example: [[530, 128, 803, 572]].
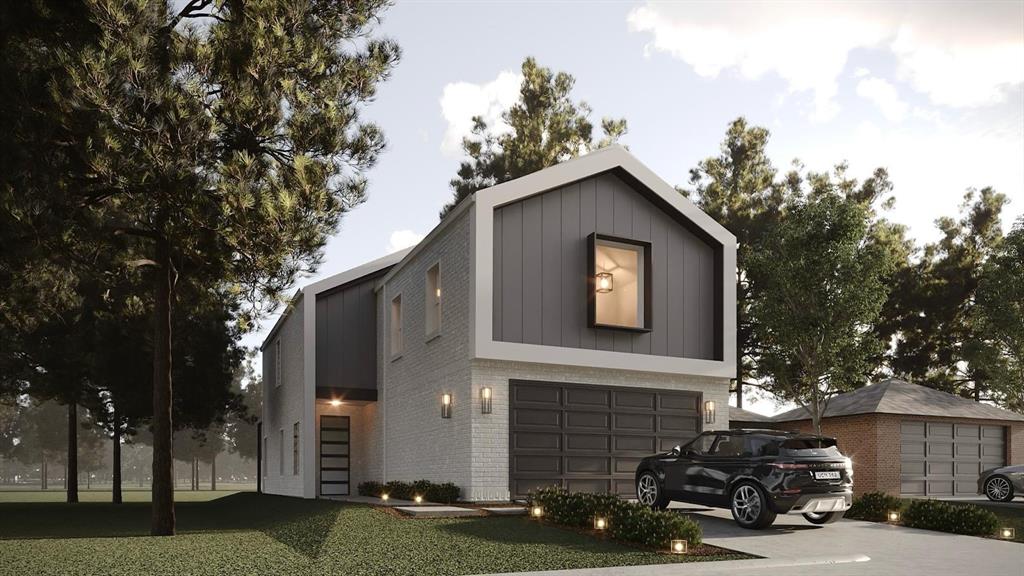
[[262, 298, 306, 497], [377, 209, 474, 490], [468, 359, 730, 501]]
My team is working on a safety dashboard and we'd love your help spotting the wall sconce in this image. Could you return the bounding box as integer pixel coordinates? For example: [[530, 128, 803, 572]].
[[669, 539, 687, 554], [595, 272, 614, 293], [530, 505, 543, 518], [704, 400, 716, 424], [999, 527, 1015, 539], [441, 393, 452, 419], [481, 387, 493, 414], [887, 510, 900, 523], [593, 517, 607, 531]]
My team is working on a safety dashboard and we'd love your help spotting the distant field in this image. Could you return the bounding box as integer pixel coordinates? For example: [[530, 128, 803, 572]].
[[0, 488, 252, 503]]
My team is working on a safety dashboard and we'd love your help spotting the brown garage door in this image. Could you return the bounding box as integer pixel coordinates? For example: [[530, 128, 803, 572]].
[[900, 421, 1006, 497], [509, 380, 702, 498]]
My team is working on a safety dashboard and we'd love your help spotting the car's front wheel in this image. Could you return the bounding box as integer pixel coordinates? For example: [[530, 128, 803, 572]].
[[730, 482, 777, 529], [636, 472, 669, 510], [984, 476, 1015, 502], [803, 511, 845, 524]]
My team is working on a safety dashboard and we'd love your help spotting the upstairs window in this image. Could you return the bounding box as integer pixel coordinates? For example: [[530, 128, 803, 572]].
[[425, 263, 441, 337], [390, 294, 403, 358], [588, 234, 651, 331]]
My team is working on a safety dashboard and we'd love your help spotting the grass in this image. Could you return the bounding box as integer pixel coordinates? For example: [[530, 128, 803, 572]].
[[0, 491, 751, 575]]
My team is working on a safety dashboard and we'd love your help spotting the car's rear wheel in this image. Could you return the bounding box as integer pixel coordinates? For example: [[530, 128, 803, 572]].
[[636, 472, 669, 510], [803, 511, 845, 524], [730, 482, 776, 529], [984, 476, 1015, 502]]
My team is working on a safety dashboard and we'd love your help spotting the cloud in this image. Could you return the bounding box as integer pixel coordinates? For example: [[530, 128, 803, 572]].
[[856, 77, 908, 122], [627, 2, 1024, 117], [439, 70, 522, 157], [387, 230, 425, 253]]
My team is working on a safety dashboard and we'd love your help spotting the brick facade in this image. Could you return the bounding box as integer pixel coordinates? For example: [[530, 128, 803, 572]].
[[781, 414, 1023, 497]]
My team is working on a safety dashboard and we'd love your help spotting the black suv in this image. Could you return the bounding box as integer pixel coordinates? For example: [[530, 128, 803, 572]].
[[635, 429, 853, 529]]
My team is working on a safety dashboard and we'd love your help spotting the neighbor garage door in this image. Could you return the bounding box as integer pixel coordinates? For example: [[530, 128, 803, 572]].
[[509, 380, 702, 498], [900, 421, 1005, 497]]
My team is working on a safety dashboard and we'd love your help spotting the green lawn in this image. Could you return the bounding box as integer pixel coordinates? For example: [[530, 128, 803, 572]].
[[0, 491, 749, 575]]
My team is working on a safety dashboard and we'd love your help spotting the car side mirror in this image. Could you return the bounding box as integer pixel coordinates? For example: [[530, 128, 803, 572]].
[[671, 445, 682, 457]]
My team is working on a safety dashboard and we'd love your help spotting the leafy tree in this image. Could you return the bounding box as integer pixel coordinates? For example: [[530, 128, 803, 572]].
[[44, 0, 398, 534], [972, 219, 1024, 412], [12, 400, 68, 490], [748, 193, 896, 435], [226, 352, 262, 462], [441, 57, 627, 217], [885, 189, 1008, 400]]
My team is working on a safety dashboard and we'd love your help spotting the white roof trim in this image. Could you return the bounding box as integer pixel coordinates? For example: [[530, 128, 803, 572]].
[[304, 247, 413, 297], [376, 193, 475, 289]]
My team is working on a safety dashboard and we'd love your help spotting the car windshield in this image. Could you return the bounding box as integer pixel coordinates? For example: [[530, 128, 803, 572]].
[[779, 437, 842, 457]]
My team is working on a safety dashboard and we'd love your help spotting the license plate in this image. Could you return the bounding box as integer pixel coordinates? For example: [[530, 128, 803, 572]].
[[813, 471, 841, 480]]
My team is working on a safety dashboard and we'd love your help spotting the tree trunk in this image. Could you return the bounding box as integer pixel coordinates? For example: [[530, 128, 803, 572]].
[[211, 455, 216, 491], [151, 238, 175, 536], [41, 457, 47, 490], [67, 402, 78, 503], [112, 410, 122, 504], [191, 457, 197, 491]]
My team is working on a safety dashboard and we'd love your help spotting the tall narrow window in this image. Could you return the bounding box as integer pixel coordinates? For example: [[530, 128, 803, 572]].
[[292, 422, 300, 475], [425, 263, 441, 337], [262, 437, 267, 476], [588, 234, 651, 331], [279, 429, 284, 475], [390, 294, 403, 357], [275, 339, 282, 387]]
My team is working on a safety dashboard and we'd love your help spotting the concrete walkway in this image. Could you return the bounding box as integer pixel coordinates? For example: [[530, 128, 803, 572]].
[[478, 506, 1022, 576]]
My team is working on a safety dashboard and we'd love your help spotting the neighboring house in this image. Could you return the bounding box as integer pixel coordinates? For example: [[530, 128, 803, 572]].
[[769, 379, 1024, 498], [260, 145, 737, 501], [728, 406, 774, 429]]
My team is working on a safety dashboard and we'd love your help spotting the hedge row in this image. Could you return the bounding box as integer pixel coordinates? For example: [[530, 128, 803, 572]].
[[357, 480, 460, 504], [846, 491, 904, 522], [528, 487, 702, 549], [847, 492, 999, 537]]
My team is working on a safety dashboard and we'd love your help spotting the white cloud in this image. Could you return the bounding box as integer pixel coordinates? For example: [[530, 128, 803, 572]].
[[627, 2, 1024, 117], [856, 77, 908, 122], [386, 229, 425, 253], [439, 70, 522, 157]]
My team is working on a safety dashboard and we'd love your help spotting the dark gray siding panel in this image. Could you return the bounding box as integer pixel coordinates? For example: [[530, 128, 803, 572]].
[[493, 172, 721, 360], [315, 274, 382, 393]]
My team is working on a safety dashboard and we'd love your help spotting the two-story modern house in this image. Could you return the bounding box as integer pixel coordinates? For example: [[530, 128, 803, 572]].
[[260, 145, 737, 501]]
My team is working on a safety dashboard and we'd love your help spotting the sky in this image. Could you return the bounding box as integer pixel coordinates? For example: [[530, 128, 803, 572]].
[[241, 1, 1024, 415]]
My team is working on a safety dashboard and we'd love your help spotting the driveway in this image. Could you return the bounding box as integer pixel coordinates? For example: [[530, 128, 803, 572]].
[[486, 505, 1021, 576]]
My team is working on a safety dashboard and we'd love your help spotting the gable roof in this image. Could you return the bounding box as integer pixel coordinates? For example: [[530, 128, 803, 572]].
[[729, 406, 774, 422], [772, 379, 1024, 422]]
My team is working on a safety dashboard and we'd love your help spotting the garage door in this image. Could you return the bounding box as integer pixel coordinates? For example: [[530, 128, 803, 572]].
[[900, 421, 1005, 497], [509, 380, 702, 499]]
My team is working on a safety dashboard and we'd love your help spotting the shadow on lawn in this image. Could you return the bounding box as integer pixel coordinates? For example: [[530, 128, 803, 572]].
[[0, 492, 340, 559]]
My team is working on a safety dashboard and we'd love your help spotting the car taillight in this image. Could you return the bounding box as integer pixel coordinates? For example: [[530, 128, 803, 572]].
[[771, 463, 810, 470]]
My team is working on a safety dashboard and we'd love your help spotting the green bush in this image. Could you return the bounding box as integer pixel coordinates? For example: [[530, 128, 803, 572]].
[[902, 499, 998, 536], [528, 486, 701, 549], [847, 492, 904, 522], [356, 480, 461, 503]]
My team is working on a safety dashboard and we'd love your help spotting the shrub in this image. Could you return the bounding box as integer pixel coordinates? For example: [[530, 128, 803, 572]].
[[356, 480, 461, 503], [902, 499, 998, 536], [528, 486, 701, 548], [847, 492, 904, 522]]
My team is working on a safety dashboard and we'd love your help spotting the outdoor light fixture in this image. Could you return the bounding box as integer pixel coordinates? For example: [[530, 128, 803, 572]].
[[999, 527, 1015, 540], [414, 495, 423, 504], [594, 517, 607, 531], [441, 393, 452, 418], [481, 387, 493, 414], [435, 287, 441, 299], [381, 493, 389, 502], [887, 510, 901, 523], [329, 399, 342, 407], [704, 400, 716, 424], [595, 272, 614, 293], [670, 540, 687, 555], [531, 506, 543, 518]]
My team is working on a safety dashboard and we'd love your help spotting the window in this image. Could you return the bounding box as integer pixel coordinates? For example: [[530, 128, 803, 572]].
[[278, 429, 284, 475], [683, 432, 717, 455], [262, 437, 267, 476], [425, 263, 441, 337], [711, 434, 745, 457], [588, 234, 650, 331], [389, 294, 403, 357], [274, 339, 282, 387], [292, 422, 300, 475]]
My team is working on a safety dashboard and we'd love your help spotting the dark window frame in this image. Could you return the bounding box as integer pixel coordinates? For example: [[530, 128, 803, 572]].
[[587, 232, 653, 333]]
